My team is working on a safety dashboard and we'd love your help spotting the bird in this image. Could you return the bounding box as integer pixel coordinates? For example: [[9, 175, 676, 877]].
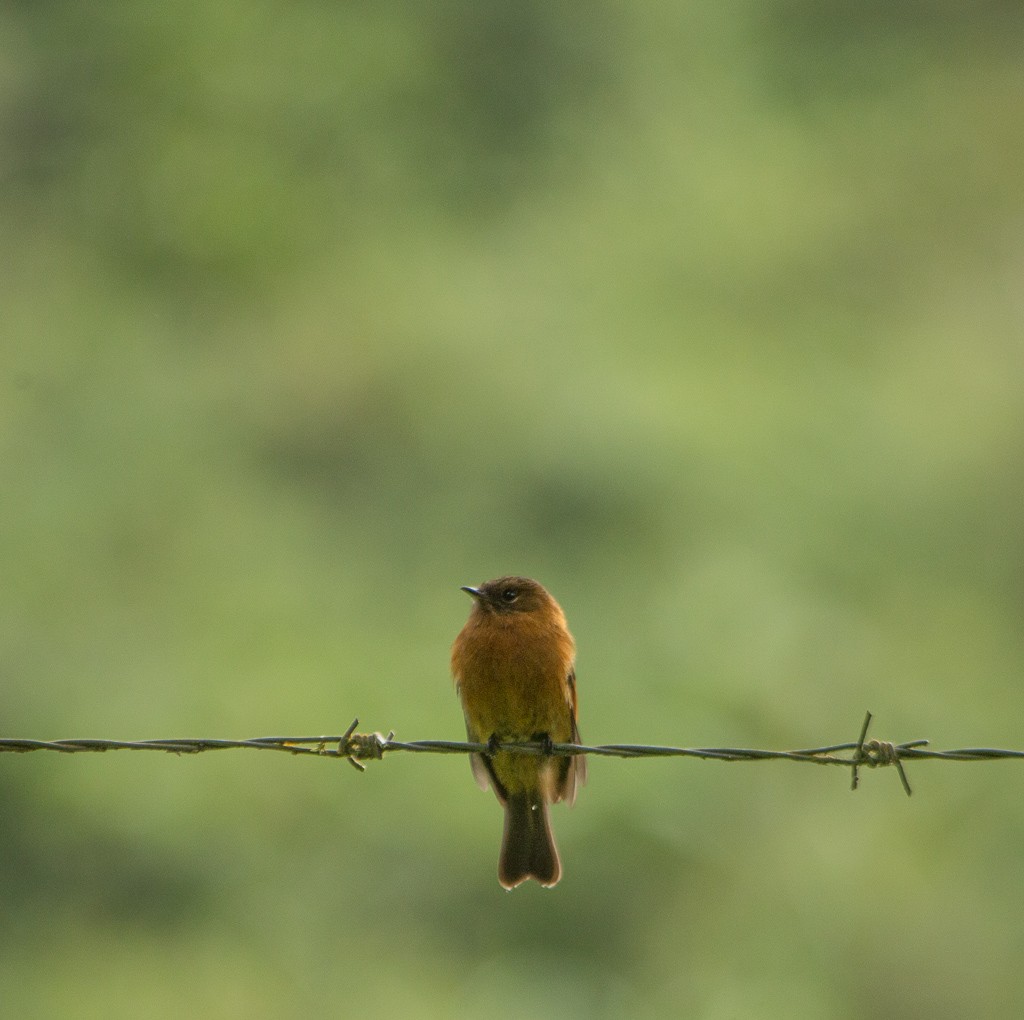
[[450, 576, 585, 889]]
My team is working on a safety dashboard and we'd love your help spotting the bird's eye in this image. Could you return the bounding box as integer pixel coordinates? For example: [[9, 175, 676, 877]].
[[501, 588, 518, 603]]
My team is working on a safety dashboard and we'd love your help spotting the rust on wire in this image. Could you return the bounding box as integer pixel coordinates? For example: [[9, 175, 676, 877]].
[[2, 712, 1021, 796]]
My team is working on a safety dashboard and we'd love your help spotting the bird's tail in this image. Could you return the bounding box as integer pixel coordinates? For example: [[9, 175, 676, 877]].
[[499, 793, 561, 889]]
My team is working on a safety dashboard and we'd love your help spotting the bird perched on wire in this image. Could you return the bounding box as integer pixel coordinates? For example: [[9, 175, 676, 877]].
[[451, 576, 585, 889]]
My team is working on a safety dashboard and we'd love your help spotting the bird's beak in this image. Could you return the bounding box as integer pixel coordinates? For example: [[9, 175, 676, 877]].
[[460, 585, 483, 599]]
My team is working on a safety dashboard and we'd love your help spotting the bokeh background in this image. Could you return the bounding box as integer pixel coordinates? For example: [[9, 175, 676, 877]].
[[3, 2, 1024, 1016]]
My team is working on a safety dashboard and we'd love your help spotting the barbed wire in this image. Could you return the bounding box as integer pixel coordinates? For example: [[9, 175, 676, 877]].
[[4, 712, 1024, 796]]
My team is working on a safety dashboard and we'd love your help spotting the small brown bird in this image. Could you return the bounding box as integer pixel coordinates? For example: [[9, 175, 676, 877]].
[[451, 576, 585, 889]]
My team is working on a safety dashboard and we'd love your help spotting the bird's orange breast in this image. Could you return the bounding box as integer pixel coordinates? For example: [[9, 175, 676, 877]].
[[452, 612, 576, 743]]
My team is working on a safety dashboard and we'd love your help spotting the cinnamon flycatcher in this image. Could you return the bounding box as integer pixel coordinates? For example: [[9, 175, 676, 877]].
[[451, 576, 585, 889]]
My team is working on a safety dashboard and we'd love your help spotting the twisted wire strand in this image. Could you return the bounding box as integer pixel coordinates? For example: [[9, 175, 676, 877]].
[[3, 713, 1024, 795]]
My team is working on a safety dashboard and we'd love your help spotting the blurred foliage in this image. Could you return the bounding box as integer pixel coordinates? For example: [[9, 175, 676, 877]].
[[2, 1, 1024, 1017]]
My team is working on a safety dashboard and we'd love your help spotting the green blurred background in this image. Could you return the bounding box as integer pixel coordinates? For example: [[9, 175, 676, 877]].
[[3, 2, 1024, 1016]]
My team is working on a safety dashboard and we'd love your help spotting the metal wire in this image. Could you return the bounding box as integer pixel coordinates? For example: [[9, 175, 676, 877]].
[[4, 712, 1024, 796]]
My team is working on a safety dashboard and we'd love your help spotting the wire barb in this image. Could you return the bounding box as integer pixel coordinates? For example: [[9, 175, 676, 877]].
[[338, 719, 394, 772], [850, 710, 873, 793], [849, 711, 918, 797]]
